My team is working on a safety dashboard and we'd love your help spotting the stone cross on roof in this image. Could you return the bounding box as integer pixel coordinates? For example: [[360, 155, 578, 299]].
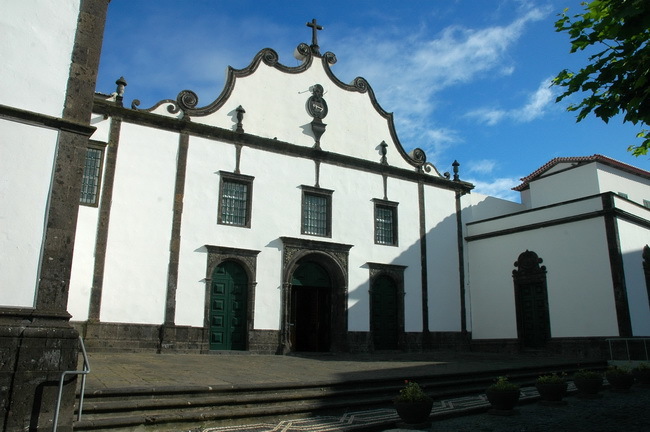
[[306, 18, 323, 55]]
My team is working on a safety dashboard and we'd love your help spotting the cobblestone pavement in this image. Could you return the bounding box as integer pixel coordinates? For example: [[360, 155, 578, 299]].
[[414, 387, 650, 432]]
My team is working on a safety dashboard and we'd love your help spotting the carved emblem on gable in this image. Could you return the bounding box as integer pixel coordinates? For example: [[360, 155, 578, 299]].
[[306, 84, 328, 119], [306, 84, 328, 149]]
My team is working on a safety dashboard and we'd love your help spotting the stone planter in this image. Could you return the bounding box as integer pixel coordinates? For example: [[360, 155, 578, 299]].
[[574, 377, 603, 397], [394, 399, 434, 424], [633, 368, 650, 387], [485, 388, 520, 412], [606, 371, 634, 392], [536, 382, 568, 403]]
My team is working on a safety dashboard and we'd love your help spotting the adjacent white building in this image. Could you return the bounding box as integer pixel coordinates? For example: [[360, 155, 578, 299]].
[[464, 155, 650, 355]]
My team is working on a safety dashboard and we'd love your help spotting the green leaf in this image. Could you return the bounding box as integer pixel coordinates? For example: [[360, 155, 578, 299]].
[[554, 0, 650, 156]]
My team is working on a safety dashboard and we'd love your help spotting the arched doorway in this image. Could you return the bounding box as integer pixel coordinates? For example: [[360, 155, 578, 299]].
[[210, 260, 248, 350], [371, 275, 399, 350], [290, 261, 331, 352], [280, 237, 351, 354], [513, 250, 550, 348]]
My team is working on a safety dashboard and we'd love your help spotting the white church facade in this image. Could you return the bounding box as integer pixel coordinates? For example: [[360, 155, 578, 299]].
[[3, 8, 650, 360]]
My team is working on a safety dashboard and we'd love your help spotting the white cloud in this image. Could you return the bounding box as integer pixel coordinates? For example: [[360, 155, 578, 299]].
[[330, 6, 548, 157], [467, 159, 497, 174], [518, 77, 556, 122], [465, 76, 557, 125], [464, 108, 507, 126], [420, 127, 463, 163], [466, 177, 521, 201]]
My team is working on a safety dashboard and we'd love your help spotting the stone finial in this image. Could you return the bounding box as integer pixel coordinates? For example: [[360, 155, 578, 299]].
[[115, 76, 127, 106], [452, 160, 460, 181], [236, 105, 246, 133]]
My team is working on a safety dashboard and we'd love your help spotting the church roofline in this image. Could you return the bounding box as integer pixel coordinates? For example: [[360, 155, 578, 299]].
[[513, 154, 650, 191], [125, 20, 445, 177]]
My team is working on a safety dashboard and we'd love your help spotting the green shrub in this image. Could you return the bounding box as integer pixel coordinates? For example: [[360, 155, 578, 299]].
[[634, 362, 650, 371], [488, 376, 519, 391], [606, 365, 631, 376], [395, 380, 432, 403], [536, 372, 566, 384], [574, 369, 602, 380]]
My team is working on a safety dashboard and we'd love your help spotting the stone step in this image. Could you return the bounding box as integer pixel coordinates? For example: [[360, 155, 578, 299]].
[[73, 359, 607, 431]]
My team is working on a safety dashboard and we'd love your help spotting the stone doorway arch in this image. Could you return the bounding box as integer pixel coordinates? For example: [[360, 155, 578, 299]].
[[280, 237, 352, 353], [513, 250, 551, 348]]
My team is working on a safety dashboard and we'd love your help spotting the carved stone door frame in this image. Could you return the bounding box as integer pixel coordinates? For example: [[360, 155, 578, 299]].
[[513, 250, 551, 348], [280, 237, 352, 353]]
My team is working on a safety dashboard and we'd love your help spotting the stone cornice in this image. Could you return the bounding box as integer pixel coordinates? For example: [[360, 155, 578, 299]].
[[0, 103, 96, 136], [93, 98, 474, 194]]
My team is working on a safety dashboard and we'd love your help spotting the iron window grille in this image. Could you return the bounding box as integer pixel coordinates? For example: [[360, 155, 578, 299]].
[[218, 172, 254, 227], [80, 142, 106, 206], [301, 186, 333, 237], [373, 199, 398, 246]]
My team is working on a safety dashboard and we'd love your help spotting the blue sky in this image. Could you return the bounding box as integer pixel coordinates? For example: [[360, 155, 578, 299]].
[[97, 0, 649, 201]]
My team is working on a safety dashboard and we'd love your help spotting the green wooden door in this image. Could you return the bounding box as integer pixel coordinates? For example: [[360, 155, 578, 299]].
[[372, 275, 399, 350], [210, 261, 248, 350]]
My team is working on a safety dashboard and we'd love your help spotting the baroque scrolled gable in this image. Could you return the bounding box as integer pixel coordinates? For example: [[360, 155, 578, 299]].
[[126, 22, 457, 180]]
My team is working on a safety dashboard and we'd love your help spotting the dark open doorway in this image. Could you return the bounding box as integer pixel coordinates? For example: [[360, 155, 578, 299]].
[[290, 261, 331, 352], [513, 250, 551, 348]]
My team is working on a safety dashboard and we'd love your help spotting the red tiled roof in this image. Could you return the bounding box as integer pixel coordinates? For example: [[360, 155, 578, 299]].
[[512, 154, 650, 191]]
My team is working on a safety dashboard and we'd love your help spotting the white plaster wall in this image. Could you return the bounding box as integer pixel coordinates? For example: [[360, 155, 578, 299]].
[[185, 61, 428, 174], [68, 206, 100, 320], [386, 181, 422, 332], [175, 136, 316, 329], [617, 218, 650, 336], [466, 196, 603, 238], [89, 113, 112, 143], [68, 115, 111, 319], [528, 164, 600, 208], [596, 163, 650, 206], [425, 187, 462, 331], [462, 192, 525, 223], [320, 168, 422, 332], [99, 124, 178, 324], [468, 218, 619, 339], [174, 134, 429, 332], [519, 189, 532, 208], [0, 0, 79, 117], [0, 121, 58, 306], [322, 163, 380, 332]]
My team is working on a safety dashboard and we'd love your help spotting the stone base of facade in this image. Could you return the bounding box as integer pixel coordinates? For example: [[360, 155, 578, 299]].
[[1, 308, 79, 432], [469, 337, 609, 359], [346, 331, 472, 353], [248, 329, 282, 354], [71, 322, 612, 359], [73, 321, 283, 354]]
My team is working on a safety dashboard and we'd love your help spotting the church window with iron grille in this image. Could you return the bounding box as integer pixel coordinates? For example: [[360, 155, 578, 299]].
[[80, 143, 105, 206], [218, 172, 254, 227], [301, 186, 332, 237], [374, 199, 398, 246]]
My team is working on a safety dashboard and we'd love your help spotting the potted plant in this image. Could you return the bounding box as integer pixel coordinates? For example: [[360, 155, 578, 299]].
[[573, 369, 603, 397], [633, 362, 650, 387], [393, 380, 433, 425], [485, 376, 520, 413], [535, 372, 568, 403], [605, 366, 634, 392]]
